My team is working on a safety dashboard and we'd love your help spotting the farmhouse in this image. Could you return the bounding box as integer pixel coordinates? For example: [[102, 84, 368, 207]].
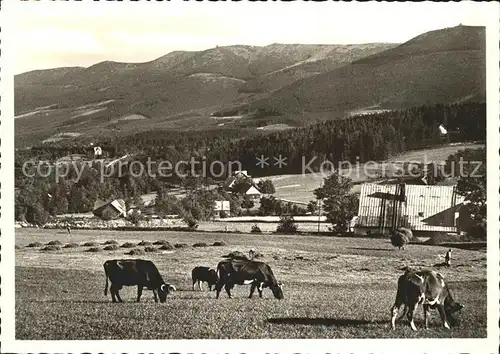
[[354, 183, 472, 236], [93, 198, 127, 219]]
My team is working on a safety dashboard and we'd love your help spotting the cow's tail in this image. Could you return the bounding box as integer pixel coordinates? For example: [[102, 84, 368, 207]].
[[103, 262, 109, 296]]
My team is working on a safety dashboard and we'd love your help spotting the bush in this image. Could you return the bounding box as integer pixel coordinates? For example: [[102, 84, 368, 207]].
[[41, 245, 61, 252], [219, 211, 228, 219], [390, 230, 409, 249], [212, 241, 227, 247], [276, 215, 298, 234], [127, 248, 145, 256], [47, 240, 63, 246], [159, 243, 174, 250], [138, 240, 153, 246], [103, 244, 120, 251], [127, 210, 144, 226], [251, 224, 262, 233], [121, 242, 136, 248], [174, 243, 189, 249], [466, 222, 486, 240], [86, 247, 102, 253], [144, 246, 159, 253], [193, 242, 208, 248], [27, 242, 43, 248], [103, 240, 119, 245], [83, 241, 99, 247], [184, 216, 199, 230], [63, 243, 79, 248]]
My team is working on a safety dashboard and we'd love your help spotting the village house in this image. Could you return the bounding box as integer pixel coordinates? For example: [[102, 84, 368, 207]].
[[92, 198, 127, 219]]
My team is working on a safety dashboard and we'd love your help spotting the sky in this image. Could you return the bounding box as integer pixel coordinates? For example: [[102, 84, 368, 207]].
[[7, 0, 495, 74]]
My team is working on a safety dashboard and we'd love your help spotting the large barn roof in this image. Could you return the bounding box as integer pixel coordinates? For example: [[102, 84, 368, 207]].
[[356, 183, 465, 232]]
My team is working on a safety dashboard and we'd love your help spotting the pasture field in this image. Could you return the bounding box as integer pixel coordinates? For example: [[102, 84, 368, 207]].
[[15, 229, 486, 339], [259, 142, 485, 203]]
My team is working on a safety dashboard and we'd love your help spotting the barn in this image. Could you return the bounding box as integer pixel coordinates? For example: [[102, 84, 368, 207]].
[[93, 199, 127, 219], [354, 183, 472, 236]]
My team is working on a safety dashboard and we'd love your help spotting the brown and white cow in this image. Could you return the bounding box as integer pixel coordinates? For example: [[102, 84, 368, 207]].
[[391, 269, 463, 331]]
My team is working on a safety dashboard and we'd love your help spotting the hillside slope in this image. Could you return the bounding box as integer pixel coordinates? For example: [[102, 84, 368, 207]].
[[227, 25, 485, 119]]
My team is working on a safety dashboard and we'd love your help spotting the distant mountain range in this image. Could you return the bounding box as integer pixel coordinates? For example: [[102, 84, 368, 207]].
[[15, 25, 485, 147]]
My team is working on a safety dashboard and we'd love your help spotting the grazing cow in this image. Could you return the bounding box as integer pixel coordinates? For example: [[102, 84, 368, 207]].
[[103, 259, 176, 303], [191, 266, 218, 291], [215, 259, 284, 300], [391, 269, 463, 331]]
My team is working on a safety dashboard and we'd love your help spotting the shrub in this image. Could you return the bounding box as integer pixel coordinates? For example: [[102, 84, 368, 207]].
[[144, 246, 159, 253], [466, 222, 486, 240], [83, 241, 99, 247], [103, 240, 118, 245], [276, 215, 298, 234], [47, 240, 63, 246], [193, 242, 208, 248], [390, 230, 409, 250], [251, 224, 262, 233], [41, 245, 61, 252], [63, 243, 79, 248], [219, 211, 228, 219], [121, 242, 136, 248], [184, 216, 199, 230], [138, 240, 153, 246], [127, 248, 145, 256], [27, 242, 43, 248], [103, 244, 119, 251], [174, 243, 189, 249], [159, 243, 174, 250], [127, 210, 144, 226], [86, 247, 102, 252], [212, 241, 227, 247]]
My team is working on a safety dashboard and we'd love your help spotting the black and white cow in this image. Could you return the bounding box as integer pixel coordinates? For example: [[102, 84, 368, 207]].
[[103, 259, 176, 303], [215, 259, 284, 299], [391, 269, 463, 331], [191, 266, 218, 291]]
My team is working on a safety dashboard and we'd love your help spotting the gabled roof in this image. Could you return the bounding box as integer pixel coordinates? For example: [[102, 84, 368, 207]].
[[356, 183, 465, 232]]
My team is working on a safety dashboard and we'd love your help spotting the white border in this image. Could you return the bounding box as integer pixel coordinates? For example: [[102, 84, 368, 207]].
[[1, 2, 499, 353]]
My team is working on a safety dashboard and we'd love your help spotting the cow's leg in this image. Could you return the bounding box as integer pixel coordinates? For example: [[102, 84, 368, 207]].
[[258, 282, 264, 298], [423, 304, 430, 329], [152, 289, 158, 303], [407, 303, 418, 331], [225, 283, 233, 298], [249, 283, 257, 298], [137, 286, 143, 302], [199, 281, 204, 291], [110, 285, 118, 303], [209, 284, 213, 291], [192, 279, 197, 291], [437, 304, 450, 329], [115, 288, 123, 303], [215, 281, 224, 299], [390, 301, 403, 330]]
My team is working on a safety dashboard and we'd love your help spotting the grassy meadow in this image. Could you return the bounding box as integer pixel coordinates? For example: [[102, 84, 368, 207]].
[[15, 229, 487, 339]]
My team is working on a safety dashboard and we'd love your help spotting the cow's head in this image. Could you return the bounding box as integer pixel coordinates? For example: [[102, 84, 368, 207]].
[[444, 296, 464, 326], [271, 282, 284, 300], [159, 283, 176, 303]]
